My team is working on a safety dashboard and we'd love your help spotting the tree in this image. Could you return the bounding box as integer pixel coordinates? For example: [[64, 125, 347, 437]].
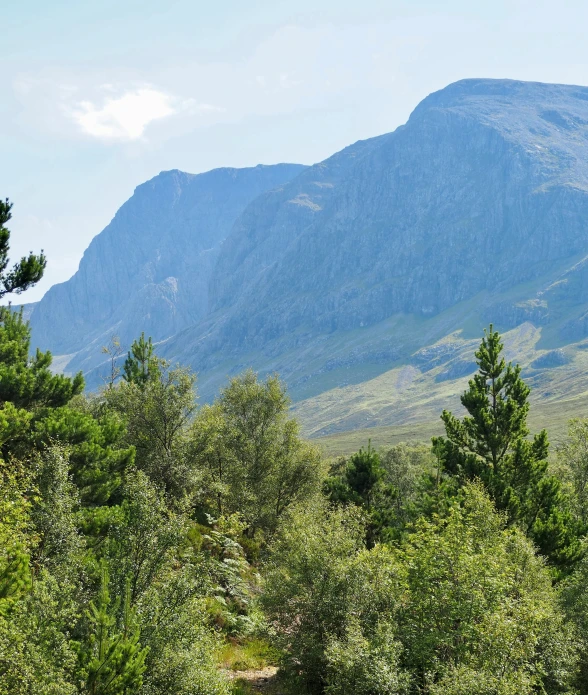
[[33, 403, 135, 509], [0, 459, 78, 695], [558, 418, 588, 527], [105, 363, 198, 501], [436, 325, 580, 571], [379, 443, 440, 538], [324, 443, 393, 546], [262, 498, 367, 693], [102, 336, 124, 389], [105, 470, 188, 605], [396, 484, 577, 695], [0, 308, 83, 411], [77, 567, 148, 695], [191, 370, 322, 534], [0, 199, 46, 298], [0, 459, 32, 610], [560, 544, 588, 692], [344, 443, 384, 511], [101, 471, 228, 695], [123, 333, 160, 386], [325, 618, 408, 695]]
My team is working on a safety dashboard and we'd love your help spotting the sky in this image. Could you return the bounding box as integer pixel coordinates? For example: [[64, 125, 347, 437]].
[[3, 0, 588, 303]]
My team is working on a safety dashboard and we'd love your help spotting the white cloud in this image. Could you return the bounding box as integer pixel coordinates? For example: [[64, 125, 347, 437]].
[[71, 87, 176, 140]]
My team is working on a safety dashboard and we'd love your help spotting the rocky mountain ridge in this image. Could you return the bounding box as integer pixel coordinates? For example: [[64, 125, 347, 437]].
[[30, 163, 306, 371], [29, 78, 588, 434]]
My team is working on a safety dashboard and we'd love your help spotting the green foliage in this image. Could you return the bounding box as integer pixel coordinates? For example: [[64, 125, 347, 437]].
[[0, 461, 78, 694], [262, 498, 367, 693], [123, 333, 160, 386], [265, 484, 577, 695], [379, 443, 444, 538], [325, 442, 440, 544], [557, 418, 588, 527], [33, 403, 135, 508], [142, 633, 230, 695], [326, 442, 384, 509], [219, 637, 281, 671], [3, 275, 586, 695], [105, 363, 198, 501], [199, 514, 262, 636], [560, 544, 588, 692], [0, 572, 78, 695], [31, 445, 83, 579], [192, 370, 323, 534], [324, 444, 392, 545], [0, 307, 83, 411], [436, 325, 580, 571], [325, 619, 409, 695], [0, 312, 131, 513], [0, 459, 33, 611], [76, 567, 148, 695], [105, 470, 188, 604], [0, 198, 46, 298], [395, 483, 577, 694]]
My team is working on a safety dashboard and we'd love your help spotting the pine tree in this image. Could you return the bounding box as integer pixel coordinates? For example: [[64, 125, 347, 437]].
[[0, 199, 46, 298], [345, 443, 384, 511], [435, 325, 580, 570], [0, 307, 84, 410], [80, 568, 148, 695], [122, 333, 160, 386], [0, 310, 133, 508]]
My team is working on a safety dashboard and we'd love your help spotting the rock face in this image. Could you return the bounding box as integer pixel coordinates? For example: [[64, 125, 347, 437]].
[[163, 79, 588, 395], [30, 164, 306, 370], [29, 78, 588, 423]]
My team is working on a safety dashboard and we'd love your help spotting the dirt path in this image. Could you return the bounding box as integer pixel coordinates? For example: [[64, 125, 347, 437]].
[[224, 666, 281, 693]]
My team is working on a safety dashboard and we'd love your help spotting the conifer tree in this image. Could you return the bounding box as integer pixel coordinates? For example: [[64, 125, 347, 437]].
[[0, 199, 46, 298], [122, 333, 160, 386], [325, 442, 385, 512], [0, 309, 133, 508], [80, 568, 148, 695], [0, 307, 84, 410], [436, 325, 580, 570]]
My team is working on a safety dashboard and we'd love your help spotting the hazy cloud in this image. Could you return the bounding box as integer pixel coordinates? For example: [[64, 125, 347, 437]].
[[70, 87, 176, 140]]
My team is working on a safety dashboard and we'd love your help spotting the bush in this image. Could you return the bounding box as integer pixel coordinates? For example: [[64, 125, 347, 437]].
[[325, 619, 409, 695], [396, 483, 577, 693], [262, 498, 366, 693]]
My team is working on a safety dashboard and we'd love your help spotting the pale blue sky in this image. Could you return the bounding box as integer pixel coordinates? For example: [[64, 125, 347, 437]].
[[3, 0, 588, 301]]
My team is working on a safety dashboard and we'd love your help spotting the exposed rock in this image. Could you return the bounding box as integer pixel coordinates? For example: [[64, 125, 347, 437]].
[[28, 78, 588, 413], [30, 164, 306, 361], [484, 300, 550, 329]]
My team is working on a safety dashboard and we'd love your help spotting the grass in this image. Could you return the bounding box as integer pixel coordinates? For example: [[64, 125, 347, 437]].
[[315, 421, 444, 456], [220, 638, 281, 672], [313, 388, 588, 457]]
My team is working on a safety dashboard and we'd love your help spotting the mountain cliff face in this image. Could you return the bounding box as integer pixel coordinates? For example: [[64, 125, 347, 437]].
[[29, 79, 588, 431], [30, 163, 306, 369], [161, 79, 588, 397]]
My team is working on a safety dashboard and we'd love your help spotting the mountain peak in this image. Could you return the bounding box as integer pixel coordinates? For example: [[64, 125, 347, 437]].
[[413, 77, 588, 115]]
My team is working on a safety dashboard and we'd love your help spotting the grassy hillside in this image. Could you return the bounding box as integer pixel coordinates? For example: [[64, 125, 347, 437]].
[[314, 393, 588, 456], [301, 323, 588, 456]]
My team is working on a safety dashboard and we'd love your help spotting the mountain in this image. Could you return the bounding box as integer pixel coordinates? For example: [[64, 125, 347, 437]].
[[30, 78, 588, 435], [30, 163, 306, 372]]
